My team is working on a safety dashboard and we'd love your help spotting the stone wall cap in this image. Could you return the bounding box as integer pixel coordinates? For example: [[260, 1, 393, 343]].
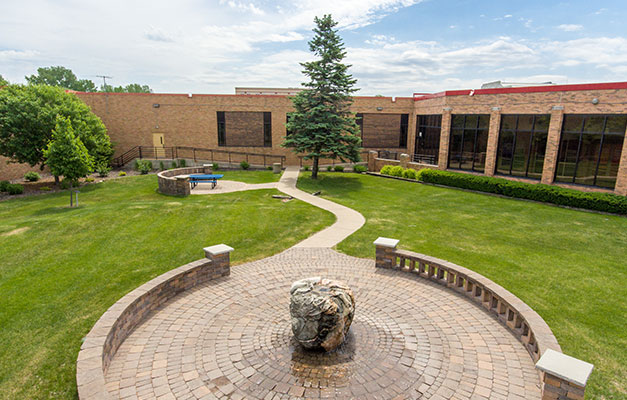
[[535, 349, 594, 387], [204, 244, 234, 255], [175, 175, 190, 179], [373, 237, 399, 248]]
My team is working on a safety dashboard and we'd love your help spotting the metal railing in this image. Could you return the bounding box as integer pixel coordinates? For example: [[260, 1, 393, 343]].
[[112, 146, 286, 168], [377, 150, 399, 160], [297, 150, 371, 167]]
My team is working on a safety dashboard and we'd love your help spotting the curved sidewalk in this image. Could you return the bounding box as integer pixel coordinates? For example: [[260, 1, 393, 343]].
[[277, 166, 365, 248]]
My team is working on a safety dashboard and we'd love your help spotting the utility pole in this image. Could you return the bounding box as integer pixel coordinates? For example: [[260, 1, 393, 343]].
[[96, 75, 113, 91]]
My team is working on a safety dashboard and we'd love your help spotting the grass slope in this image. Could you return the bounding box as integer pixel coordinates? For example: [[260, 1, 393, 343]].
[[297, 172, 626, 400], [0, 173, 333, 399]]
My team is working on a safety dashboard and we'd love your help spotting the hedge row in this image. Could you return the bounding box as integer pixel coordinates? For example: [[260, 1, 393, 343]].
[[415, 169, 627, 215]]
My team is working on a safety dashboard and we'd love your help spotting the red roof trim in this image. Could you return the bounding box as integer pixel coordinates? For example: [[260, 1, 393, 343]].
[[413, 81, 627, 101]]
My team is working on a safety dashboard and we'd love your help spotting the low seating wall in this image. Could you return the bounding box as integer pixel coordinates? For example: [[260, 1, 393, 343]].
[[75, 246, 232, 399], [157, 166, 209, 196]]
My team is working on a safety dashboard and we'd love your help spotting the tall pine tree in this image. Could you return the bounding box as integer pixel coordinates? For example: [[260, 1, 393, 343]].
[[283, 15, 361, 179]]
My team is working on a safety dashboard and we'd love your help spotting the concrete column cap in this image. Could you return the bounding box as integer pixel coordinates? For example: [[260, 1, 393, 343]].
[[552, 106, 565, 111], [204, 244, 234, 256], [175, 175, 189, 179], [491, 107, 501, 111], [373, 237, 399, 248], [535, 349, 594, 387]]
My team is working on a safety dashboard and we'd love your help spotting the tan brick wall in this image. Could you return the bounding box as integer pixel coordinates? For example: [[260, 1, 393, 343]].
[[362, 113, 402, 148], [0, 156, 47, 181], [438, 109, 452, 170], [614, 125, 627, 196], [484, 109, 502, 176], [541, 108, 564, 185], [224, 111, 264, 147]]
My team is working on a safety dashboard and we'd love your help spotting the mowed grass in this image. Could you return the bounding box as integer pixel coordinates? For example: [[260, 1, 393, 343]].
[[298, 172, 627, 400], [0, 173, 333, 400], [211, 169, 281, 183]]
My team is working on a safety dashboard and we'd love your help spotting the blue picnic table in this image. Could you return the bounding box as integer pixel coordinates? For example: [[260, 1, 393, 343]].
[[189, 174, 224, 189]]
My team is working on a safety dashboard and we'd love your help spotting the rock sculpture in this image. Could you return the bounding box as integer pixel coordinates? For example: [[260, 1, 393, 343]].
[[290, 277, 355, 351]]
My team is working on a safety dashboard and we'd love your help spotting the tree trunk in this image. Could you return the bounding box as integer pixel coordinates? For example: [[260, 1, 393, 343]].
[[312, 156, 319, 179], [69, 190, 73, 207], [54, 175, 60, 186]]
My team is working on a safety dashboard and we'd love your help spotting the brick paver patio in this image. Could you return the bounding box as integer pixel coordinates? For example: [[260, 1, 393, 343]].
[[104, 248, 541, 399]]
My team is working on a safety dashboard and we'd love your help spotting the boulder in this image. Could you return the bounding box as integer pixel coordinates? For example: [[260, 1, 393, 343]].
[[289, 277, 355, 351]]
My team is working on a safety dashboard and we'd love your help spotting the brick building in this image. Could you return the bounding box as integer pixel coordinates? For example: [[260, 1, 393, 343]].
[[1, 81, 626, 196]]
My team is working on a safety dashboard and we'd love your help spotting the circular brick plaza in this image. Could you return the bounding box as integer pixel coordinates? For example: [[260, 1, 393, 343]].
[[104, 248, 541, 400]]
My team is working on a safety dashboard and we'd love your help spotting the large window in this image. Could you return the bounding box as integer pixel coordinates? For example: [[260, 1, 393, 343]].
[[448, 115, 490, 172], [414, 115, 441, 165], [217, 111, 226, 146], [496, 115, 549, 179], [263, 112, 272, 147], [555, 115, 626, 188]]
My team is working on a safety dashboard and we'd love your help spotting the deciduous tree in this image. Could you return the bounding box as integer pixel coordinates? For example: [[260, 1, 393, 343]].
[[26, 66, 98, 92], [283, 14, 361, 179], [43, 115, 94, 183]]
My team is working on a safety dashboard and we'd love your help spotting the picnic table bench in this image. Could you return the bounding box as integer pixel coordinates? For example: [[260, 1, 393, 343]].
[[189, 174, 224, 189]]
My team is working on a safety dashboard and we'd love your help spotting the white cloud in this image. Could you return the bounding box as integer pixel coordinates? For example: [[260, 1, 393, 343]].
[[144, 26, 175, 42], [557, 24, 583, 32]]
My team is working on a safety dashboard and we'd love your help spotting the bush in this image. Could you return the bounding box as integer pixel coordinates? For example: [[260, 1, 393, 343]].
[[24, 171, 41, 182], [334, 165, 344, 172], [6, 183, 24, 195], [417, 169, 627, 215], [179, 159, 186, 168], [389, 166, 404, 177], [136, 160, 152, 174], [0, 180, 10, 192], [118, 171, 127, 177], [267, 166, 272, 171], [212, 163, 219, 171], [85, 177, 95, 183], [170, 160, 178, 169], [95, 164, 111, 177], [353, 165, 367, 173], [379, 165, 393, 175], [240, 161, 250, 170], [40, 186, 51, 191], [60, 179, 71, 189], [327, 166, 333, 171], [403, 168, 417, 179], [303, 166, 310, 171], [159, 161, 165, 171]]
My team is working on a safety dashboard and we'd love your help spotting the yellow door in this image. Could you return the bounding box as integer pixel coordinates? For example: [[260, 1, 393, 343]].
[[152, 133, 165, 158]]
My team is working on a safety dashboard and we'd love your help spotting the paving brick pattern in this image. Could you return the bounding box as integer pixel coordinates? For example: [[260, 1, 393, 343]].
[[105, 248, 541, 399]]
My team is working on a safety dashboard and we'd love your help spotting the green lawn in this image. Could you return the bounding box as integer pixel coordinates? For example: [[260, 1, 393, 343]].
[[297, 172, 627, 400], [0, 173, 333, 400], [210, 169, 281, 183]]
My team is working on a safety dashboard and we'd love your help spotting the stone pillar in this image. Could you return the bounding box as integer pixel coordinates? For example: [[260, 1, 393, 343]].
[[399, 153, 410, 168], [535, 349, 593, 400], [203, 164, 213, 174], [541, 106, 565, 185], [407, 112, 417, 158], [438, 107, 452, 170], [484, 107, 502, 177], [203, 244, 234, 278], [175, 176, 190, 196], [613, 124, 627, 196], [272, 163, 281, 174], [368, 150, 378, 172], [373, 237, 399, 269]]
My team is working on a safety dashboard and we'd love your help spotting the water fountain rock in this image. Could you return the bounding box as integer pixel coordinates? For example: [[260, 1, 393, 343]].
[[290, 277, 355, 351]]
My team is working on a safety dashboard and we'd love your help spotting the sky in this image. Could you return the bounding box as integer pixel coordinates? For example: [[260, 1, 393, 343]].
[[1, 0, 626, 96]]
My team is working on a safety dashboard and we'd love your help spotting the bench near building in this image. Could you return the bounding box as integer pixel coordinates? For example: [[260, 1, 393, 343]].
[[1, 81, 626, 196]]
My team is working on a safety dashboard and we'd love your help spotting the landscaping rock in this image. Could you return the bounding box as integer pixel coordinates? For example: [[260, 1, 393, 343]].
[[289, 277, 355, 351]]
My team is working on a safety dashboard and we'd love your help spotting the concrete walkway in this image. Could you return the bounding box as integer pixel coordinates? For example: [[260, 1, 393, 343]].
[[277, 166, 365, 248]]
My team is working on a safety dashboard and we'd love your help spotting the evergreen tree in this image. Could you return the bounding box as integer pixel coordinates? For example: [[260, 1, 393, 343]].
[[43, 115, 94, 187], [283, 15, 361, 179]]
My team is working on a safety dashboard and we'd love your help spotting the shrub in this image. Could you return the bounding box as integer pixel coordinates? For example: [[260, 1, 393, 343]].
[[24, 171, 41, 182], [327, 166, 333, 171], [85, 177, 95, 183], [159, 161, 165, 171], [212, 163, 219, 171], [389, 166, 404, 177], [118, 171, 127, 177], [403, 168, 417, 179], [0, 180, 10, 192], [353, 165, 367, 173], [417, 169, 627, 215], [170, 160, 178, 169], [334, 165, 344, 172], [179, 159, 186, 168], [240, 161, 250, 170], [6, 183, 24, 195], [136, 160, 152, 174], [40, 186, 51, 191], [380, 165, 393, 175], [95, 164, 111, 177], [267, 166, 272, 171], [60, 179, 71, 189], [303, 166, 310, 171]]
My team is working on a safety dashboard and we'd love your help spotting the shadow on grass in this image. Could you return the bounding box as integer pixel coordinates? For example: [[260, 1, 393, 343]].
[[31, 205, 82, 216], [300, 174, 364, 192]]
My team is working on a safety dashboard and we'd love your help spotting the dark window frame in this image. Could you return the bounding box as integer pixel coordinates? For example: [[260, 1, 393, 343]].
[[448, 114, 490, 172], [555, 114, 627, 188], [414, 114, 441, 165], [217, 111, 226, 146], [496, 114, 550, 180], [263, 112, 272, 147], [399, 114, 409, 148]]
